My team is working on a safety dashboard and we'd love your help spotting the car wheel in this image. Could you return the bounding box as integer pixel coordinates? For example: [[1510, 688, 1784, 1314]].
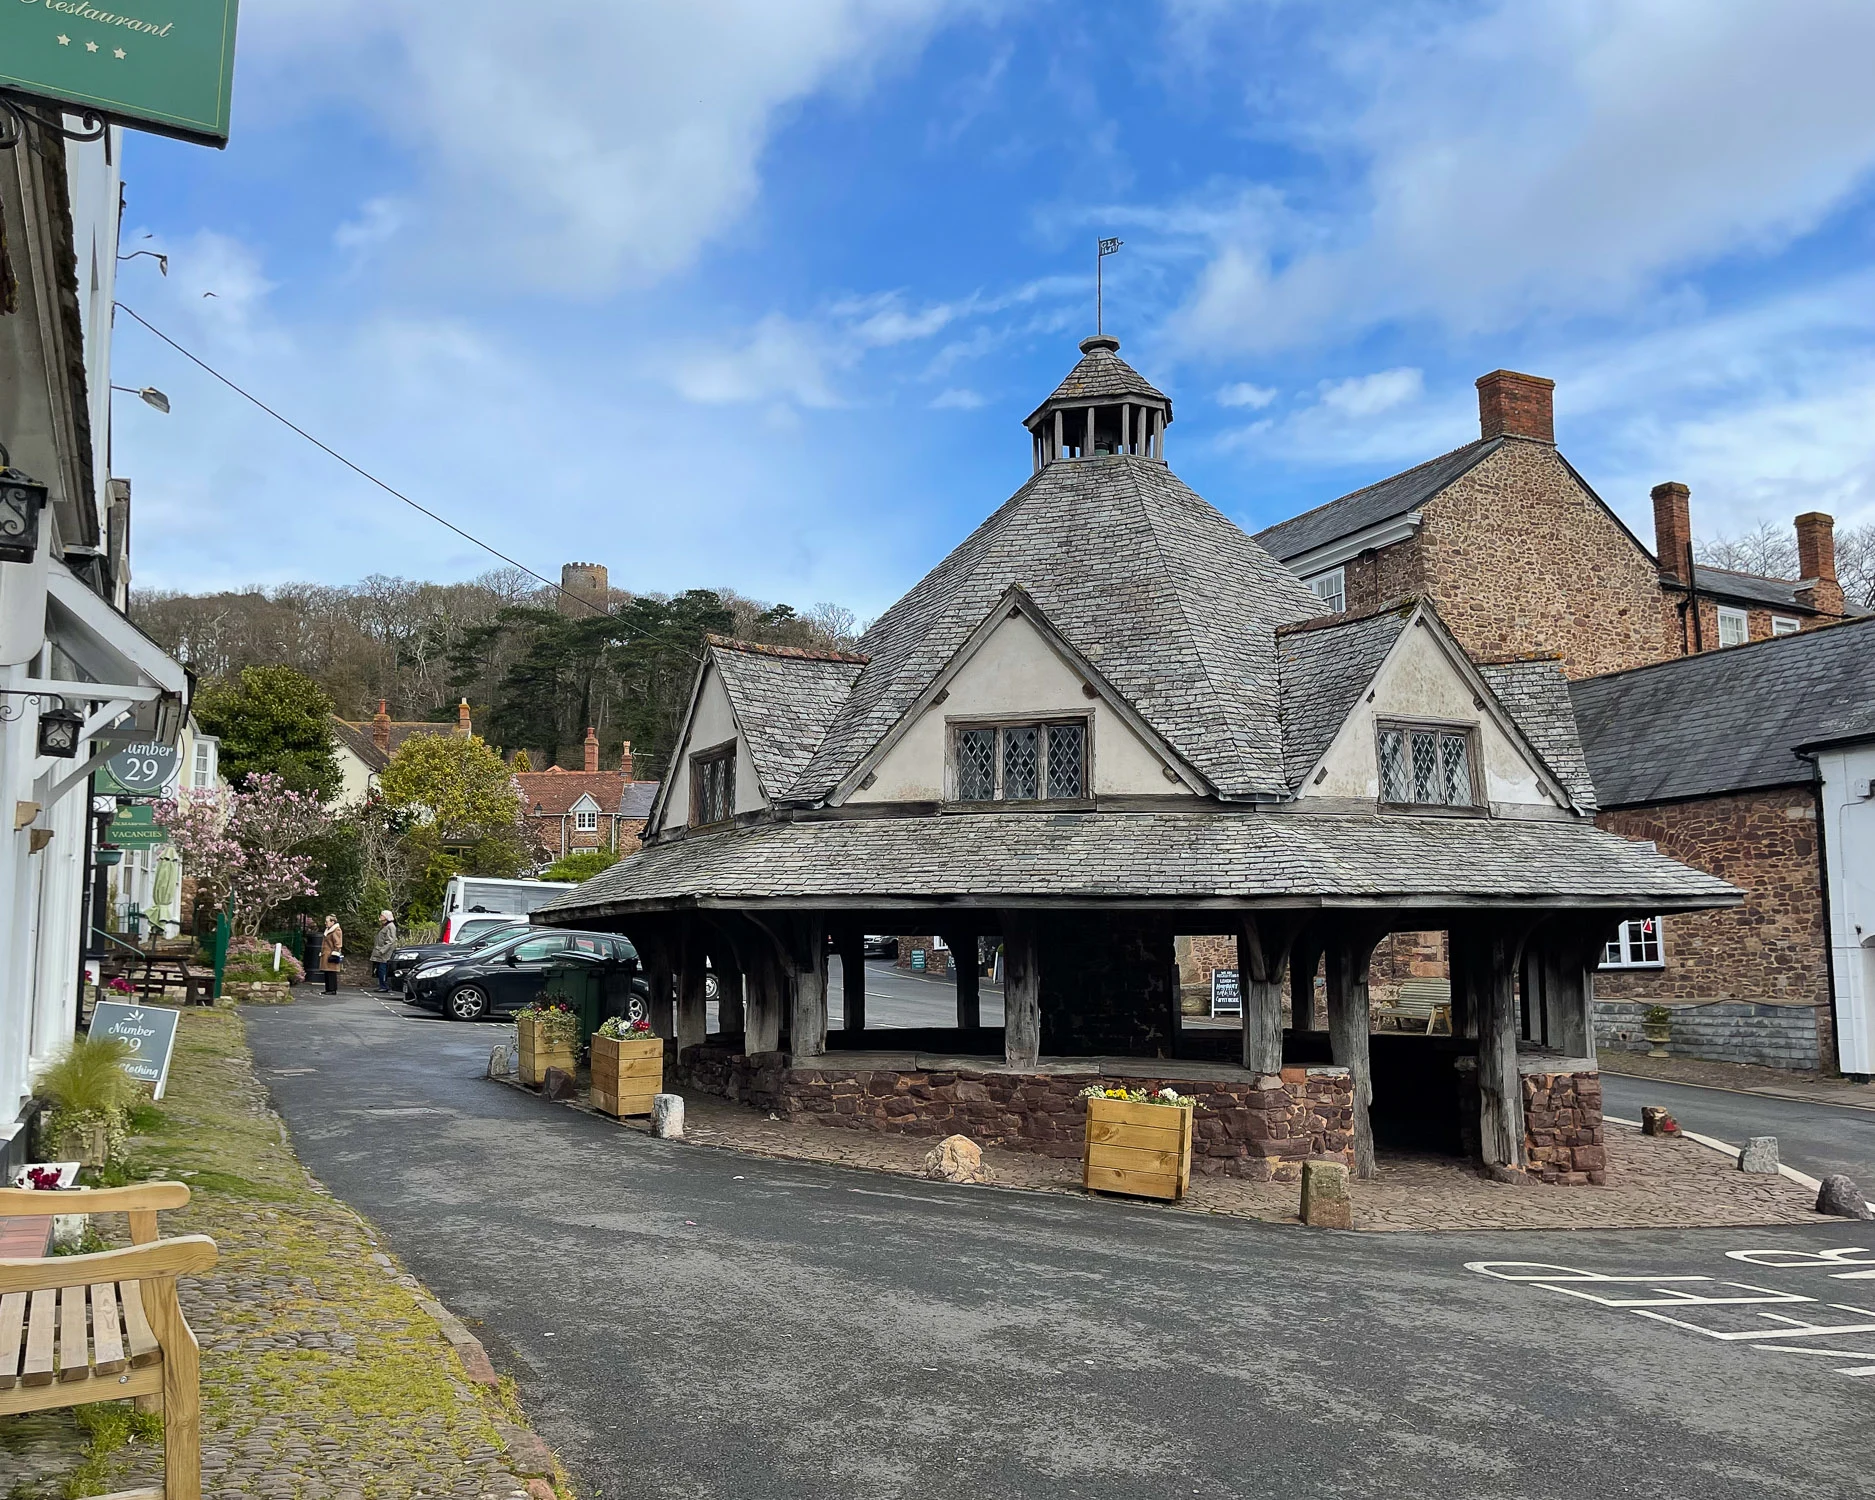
[[625, 993, 648, 1023], [704, 972, 721, 1002], [446, 984, 489, 1021]]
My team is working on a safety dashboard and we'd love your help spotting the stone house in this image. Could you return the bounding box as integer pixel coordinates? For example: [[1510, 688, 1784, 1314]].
[[538, 335, 1734, 1185], [1569, 615, 1875, 1074], [514, 730, 659, 862], [330, 698, 474, 806], [1253, 370, 1850, 678]]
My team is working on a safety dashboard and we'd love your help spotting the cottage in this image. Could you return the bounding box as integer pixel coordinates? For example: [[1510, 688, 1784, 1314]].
[[539, 336, 1736, 1182], [513, 731, 659, 861], [330, 698, 474, 806]]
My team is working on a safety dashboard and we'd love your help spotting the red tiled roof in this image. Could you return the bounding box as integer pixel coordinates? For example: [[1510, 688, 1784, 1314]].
[[704, 633, 870, 665], [331, 716, 460, 772], [517, 769, 628, 818]]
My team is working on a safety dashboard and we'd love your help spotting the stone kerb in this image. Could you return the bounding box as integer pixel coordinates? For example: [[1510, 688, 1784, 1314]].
[[674, 1043, 1354, 1180]]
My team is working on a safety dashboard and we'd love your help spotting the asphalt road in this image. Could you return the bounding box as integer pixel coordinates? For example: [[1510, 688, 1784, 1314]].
[[250, 992, 1873, 1500], [1603, 1072, 1875, 1187], [826, 955, 1007, 1030]]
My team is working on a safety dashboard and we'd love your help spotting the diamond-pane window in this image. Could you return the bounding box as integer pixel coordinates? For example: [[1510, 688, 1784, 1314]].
[[1003, 725, 1039, 800], [1439, 734, 1472, 806], [1378, 729, 1409, 803], [958, 729, 996, 800], [1411, 733, 1439, 803], [1046, 723, 1084, 798]]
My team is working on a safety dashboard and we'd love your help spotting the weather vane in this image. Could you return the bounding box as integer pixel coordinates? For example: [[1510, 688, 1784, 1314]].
[[1097, 238, 1123, 335]]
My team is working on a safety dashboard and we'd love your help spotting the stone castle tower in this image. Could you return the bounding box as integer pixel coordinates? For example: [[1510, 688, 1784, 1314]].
[[558, 562, 609, 618]]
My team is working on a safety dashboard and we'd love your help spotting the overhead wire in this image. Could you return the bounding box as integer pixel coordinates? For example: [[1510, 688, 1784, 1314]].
[[112, 301, 604, 614]]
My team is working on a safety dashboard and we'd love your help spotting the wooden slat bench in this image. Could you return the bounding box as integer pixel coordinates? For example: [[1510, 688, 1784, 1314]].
[[0, 1183, 216, 1500], [1377, 977, 1453, 1034]]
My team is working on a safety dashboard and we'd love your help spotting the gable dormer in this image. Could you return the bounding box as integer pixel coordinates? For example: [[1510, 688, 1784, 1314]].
[[649, 657, 764, 837]]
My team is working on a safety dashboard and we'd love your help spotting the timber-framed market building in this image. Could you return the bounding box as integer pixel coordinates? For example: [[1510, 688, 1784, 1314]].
[[539, 336, 1738, 1183]]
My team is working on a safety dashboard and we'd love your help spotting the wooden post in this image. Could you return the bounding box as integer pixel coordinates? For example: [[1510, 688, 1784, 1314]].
[[1325, 927, 1381, 1179], [1289, 931, 1323, 1030], [747, 945, 783, 1054], [1152, 408, 1163, 460], [1086, 405, 1096, 456], [715, 940, 745, 1038], [791, 917, 827, 1059], [1003, 914, 1040, 1067], [145, 1274, 202, 1500], [1237, 915, 1297, 1075], [1054, 409, 1064, 462], [955, 938, 980, 1030], [1456, 922, 1529, 1175], [675, 932, 706, 1050], [1121, 402, 1131, 454], [838, 927, 866, 1033]]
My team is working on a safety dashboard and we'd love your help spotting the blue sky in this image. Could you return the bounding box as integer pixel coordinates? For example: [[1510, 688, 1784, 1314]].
[[110, 0, 1875, 619]]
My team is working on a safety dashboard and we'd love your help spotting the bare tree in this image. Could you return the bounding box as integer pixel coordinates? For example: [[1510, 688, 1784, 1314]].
[[1698, 519, 1874, 610]]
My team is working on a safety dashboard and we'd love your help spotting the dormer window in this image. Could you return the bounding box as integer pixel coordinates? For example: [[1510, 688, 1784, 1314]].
[[953, 718, 1088, 803], [1377, 721, 1478, 809], [690, 742, 736, 826], [574, 806, 599, 832]]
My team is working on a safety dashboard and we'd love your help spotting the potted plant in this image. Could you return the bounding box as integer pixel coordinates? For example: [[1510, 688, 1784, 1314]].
[[1642, 1005, 1672, 1057], [1080, 1084, 1196, 1202], [591, 1015, 663, 1119], [33, 1035, 139, 1169], [515, 999, 580, 1086]]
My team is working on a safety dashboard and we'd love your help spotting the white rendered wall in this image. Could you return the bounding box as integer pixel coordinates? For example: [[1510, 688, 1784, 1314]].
[[1306, 620, 1561, 810], [658, 666, 765, 831], [1817, 741, 1875, 1074], [853, 610, 1191, 803]]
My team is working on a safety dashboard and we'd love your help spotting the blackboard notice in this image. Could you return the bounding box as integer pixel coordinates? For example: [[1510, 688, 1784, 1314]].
[[1210, 969, 1242, 1017], [89, 1000, 181, 1100]]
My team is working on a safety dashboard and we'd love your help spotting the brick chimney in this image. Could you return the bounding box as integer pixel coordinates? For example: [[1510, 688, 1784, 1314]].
[[371, 699, 391, 754], [1794, 511, 1844, 616], [583, 726, 599, 773], [1476, 370, 1556, 443], [1652, 482, 1693, 583], [619, 739, 634, 780], [456, 698, 471, 737]]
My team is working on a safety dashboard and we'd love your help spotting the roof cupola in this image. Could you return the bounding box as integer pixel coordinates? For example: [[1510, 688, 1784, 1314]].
[[1023, 335, 1172, 473]]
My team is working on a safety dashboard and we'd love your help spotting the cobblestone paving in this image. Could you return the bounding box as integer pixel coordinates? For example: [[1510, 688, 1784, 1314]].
[[3, 1009, 559, 1500], [594, 1087, 1827, 1232]]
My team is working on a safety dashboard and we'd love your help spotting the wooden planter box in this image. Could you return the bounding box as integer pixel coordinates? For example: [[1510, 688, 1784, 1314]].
[[591, 1034, 663, 1118], [1083, 1097, 1193, 1202], [516, 1013, 577, 1087]]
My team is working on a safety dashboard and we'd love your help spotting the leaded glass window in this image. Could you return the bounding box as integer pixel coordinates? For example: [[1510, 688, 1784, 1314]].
[[691, 746, 736, 824], [1003, 725, 1039, 800], [951, 719, 1088, 803], [958, 729, 996, 801], [1046, 722, 1084, 798], [1377, 725, 1475, 809]]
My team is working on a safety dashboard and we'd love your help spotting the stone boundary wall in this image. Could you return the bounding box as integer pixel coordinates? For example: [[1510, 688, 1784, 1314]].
[[1595, 1000, 1822, 1071], [1521, 1070, 1604, 1185], [674, 1044, 1354, 1181]]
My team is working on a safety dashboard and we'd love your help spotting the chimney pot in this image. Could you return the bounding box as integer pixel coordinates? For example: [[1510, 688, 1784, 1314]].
[[1794, 511, 1845, 616], [1652, 482, 1693, 584], [619, 739, 634, 780], [1476, 369, 1555, 443], [583, 726, 599, 774], [372, 698, 391, 754], [456, 698, 471, 736]]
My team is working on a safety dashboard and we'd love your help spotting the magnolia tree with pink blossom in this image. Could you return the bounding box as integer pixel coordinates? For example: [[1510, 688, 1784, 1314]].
[[153, 772, 333, 936]]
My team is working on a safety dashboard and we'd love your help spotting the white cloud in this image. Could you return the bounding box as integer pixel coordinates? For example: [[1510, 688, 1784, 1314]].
[[242, 0, 956, 292], [1168, 0, 1875, 353], [930, 387, 985, 409], [1315, 368, 1422, 418], [668, 315, 847, 409], [1216, 381, 1276, 409], [333, 198, 407, 257]]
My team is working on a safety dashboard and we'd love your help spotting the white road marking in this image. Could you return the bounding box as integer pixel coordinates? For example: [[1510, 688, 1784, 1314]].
[[1604, 1115, 1825, 1193]]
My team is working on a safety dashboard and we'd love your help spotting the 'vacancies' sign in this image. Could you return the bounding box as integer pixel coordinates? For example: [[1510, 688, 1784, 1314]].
[[89, 999, 180, 1099], [0, 1, 240, 148]]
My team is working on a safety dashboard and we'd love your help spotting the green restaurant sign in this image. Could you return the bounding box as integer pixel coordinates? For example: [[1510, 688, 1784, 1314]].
[[105, 801, 168, 848], [0, 0, 239, 147]]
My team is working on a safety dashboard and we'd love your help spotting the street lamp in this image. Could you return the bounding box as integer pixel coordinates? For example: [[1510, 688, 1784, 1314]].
[[36, 702, 83, 758], [111, 385, 171, 414], [0, 441, 49, 564]]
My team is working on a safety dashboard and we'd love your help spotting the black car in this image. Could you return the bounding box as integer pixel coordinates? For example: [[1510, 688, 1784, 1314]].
[[405, 930, 647, 1022], [386, 919, 530, 992]]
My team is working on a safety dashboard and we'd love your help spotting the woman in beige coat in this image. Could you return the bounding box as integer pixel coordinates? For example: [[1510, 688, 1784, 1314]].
[[320, 915, 344, 995]]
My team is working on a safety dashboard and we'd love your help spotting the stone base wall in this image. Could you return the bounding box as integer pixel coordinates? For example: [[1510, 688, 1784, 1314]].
[[1595, 999, 1822, 1071], [674, 1044, 1354, 1181], [1521, 1070, 1604, 1185]]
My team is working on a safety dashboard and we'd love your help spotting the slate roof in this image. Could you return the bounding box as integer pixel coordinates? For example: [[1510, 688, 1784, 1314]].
[[1024, 336, 1169, 426], [617, 781, 660, 820], [787, 453, 1327, 803], [1568, 616, 1875, 806], [537, 810, 1736, 918], [1687, 565, 1811, 610], [329, 715, 459, 773], [1275, 603, 1414, 787], [1253, 439, 1502, 564], [707, 637, 868, 799], [1477, 658, 1598, 812]]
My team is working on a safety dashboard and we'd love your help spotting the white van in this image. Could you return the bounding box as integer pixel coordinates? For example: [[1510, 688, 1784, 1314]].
[[439, 875, 577, 943]]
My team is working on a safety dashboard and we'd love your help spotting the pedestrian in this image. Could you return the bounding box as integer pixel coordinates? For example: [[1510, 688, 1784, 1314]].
[[369, 909, 399, 992], [320, 914, 344, 995]]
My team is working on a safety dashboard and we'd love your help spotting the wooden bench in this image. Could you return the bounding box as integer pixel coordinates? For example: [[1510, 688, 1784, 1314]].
[[0, 1183, 216, 1500], [1377, 977, 1452, 1034]]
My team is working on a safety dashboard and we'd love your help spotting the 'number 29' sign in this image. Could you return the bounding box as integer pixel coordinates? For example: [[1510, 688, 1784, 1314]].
[[99, 742, 180, 797]]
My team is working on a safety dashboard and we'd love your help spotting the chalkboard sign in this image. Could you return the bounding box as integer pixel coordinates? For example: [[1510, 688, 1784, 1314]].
[[89, 1001, 181, 1100], [1209, 969, 1242, 1017]]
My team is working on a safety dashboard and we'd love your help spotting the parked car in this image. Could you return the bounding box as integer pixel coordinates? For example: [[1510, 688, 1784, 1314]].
[[437, 874, 576, 943], [387, 919, 530, 992], [405, 929, 647, 1022], [863, 935, 899, 960]]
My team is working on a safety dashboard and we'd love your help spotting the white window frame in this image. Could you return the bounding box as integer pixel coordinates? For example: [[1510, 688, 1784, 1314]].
[[191, 736, 218, 791], [1601, 917, 1664, 969], [1307, 566, 1346, 614], [1771, 616, 1801, 637], [574, 806, 599, 833], [1717, 605, 1750, 647]]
